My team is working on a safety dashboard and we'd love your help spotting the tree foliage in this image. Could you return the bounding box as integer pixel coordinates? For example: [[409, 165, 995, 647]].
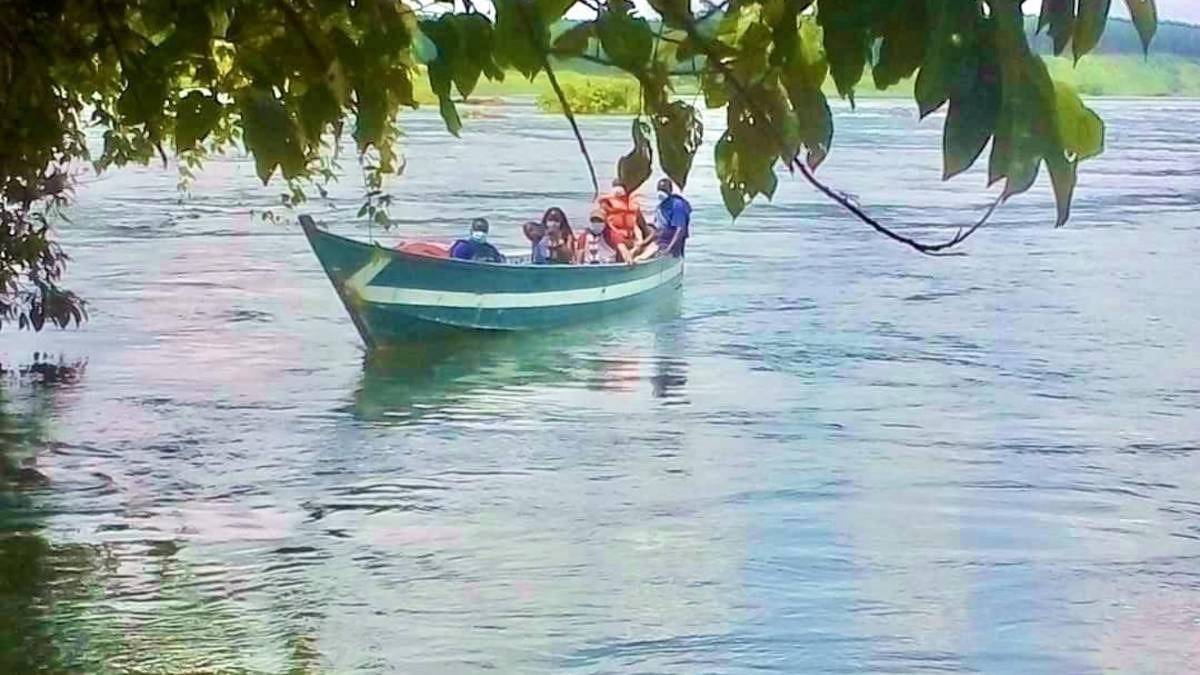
[[0, 0, 1160, 330]]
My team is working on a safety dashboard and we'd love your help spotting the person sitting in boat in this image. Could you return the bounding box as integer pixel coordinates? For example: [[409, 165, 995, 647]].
[[576, 210, 619, 265], [523, 220, 551, 264], [449, 217, 505, 263], [541, 207, 575, 264], [597, 178, 645, 264], [654, 177, 692, 258], [632, 207, 659, 262]]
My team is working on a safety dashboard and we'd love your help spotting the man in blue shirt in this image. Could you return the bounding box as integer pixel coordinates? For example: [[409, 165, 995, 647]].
[[449, 218, 505, 262], [654, 178, 691, 258]]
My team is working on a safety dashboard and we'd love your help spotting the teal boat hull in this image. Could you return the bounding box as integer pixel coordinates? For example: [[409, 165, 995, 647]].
[[300, 216, 683, 348]]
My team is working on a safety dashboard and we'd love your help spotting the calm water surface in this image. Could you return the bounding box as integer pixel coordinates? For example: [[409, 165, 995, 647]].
[[2, 99, 1199, 673]]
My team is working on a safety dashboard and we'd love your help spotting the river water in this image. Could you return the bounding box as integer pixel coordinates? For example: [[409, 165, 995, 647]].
[[2, 98, 1198, 673]]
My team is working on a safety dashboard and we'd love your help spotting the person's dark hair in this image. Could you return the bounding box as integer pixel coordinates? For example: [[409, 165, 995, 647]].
[[657, 178, 674, 194], [541, 207, 570, 229], [522, 220, 546, 242], [470, 217, 489, 233], [541, 206, 573, 240]]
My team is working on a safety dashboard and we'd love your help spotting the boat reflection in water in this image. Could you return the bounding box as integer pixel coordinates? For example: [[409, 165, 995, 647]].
[[351, 295, 688, 426]]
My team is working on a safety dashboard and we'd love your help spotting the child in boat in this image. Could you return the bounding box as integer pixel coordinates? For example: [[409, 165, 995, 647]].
[[541, 207, 575, 264], [523, 220, 551, 264], [576, 210, 619, 265], [449, 218, 505, 263]]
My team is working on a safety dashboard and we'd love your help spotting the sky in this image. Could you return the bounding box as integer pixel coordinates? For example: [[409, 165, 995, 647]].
[[609, 1, 1200, 25]]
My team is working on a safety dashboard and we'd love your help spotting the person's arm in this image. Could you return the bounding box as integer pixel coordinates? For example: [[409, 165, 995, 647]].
[[448, 240, 468, 260], [665, 225, 685, 256], [665, 202, 687, 255]]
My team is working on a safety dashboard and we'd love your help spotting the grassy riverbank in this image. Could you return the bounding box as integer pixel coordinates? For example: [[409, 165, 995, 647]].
[[412, 53, 1200, 115]]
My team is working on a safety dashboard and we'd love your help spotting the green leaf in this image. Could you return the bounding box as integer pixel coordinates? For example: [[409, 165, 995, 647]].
[[494, 0, 546, 79], [1038, 0, 1076, 56], [915, 0, 985, 118], [438, 96, 463, 137], [701, 70, 729, 109], [298, 84, 339, 145], [783, 80, 833, 169], [412, 28, 440, 65], [1073, 0, 1111, 62], [454, 14, 502, 94], [1051, 80, 1104, 160], [943, 80, 1000, 180], [596, 9, 654, 74], [816, 1, 870, 100], [874, 0, 930, 90], [941, 32, 1002, 180], [552, 21, 594, 57], [1124, 0, 1158, 55], [715, 132, 747, 218], [239, 87, 306, 184], [174, 91, 222, 151], [652, 101, 703, 188], [421, 17, 465, 134], [990, 2, 1062, 206], [618, 119, 653, 191], [782, 22, 833, 169], [1046, 153, 1078, 226], [353, 80, 388, 153], [117, 67, 169, 126]]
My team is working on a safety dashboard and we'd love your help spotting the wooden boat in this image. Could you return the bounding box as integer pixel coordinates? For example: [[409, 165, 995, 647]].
[[300, 215, 684, 348]]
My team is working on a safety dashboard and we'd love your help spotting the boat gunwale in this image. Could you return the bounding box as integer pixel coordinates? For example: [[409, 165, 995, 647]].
[[300, 217, 680, 277]]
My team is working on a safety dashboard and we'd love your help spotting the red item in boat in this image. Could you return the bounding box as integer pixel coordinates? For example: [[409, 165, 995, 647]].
[[395, 241, 450, 258]]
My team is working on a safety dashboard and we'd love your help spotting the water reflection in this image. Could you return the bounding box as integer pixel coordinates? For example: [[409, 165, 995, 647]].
[[352, 296, 688, 425], [0, 360, 326, 673]]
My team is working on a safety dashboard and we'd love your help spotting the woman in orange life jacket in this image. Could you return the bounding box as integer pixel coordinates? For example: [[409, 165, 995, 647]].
[[596, 178, 647, 264]]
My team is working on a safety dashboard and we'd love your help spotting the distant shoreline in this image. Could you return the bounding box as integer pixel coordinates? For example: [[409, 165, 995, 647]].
[[415, 54, 1200, 113]]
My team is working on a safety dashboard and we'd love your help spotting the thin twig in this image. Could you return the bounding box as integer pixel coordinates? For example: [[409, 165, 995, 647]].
[[519, 3, 599, 198], [792, 158, 1002, 255], [544, 61, 599, 199]]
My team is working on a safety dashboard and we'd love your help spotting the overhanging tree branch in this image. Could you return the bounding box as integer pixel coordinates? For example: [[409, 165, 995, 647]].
[[676, 8, 1002, 255], [518, 3, 599, 198]]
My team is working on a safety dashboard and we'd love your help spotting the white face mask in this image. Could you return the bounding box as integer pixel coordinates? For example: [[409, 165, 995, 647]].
[[612, 186, 626, 197], [588, 221, 605, 235], [657, 190, 669, 203], [470, 230, 487, 242]]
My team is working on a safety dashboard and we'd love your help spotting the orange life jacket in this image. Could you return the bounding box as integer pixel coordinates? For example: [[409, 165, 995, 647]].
[[598, 193, 641, 244]]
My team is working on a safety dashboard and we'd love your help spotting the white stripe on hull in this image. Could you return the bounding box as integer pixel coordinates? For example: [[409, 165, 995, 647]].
[[348, 257, 683, 309]]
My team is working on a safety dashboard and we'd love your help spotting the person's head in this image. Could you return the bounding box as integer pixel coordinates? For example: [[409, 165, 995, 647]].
[[587, 210, 606, 235], [523, 220, 547, 243], [610, 178, 626, 198], [541, 207, 569, 230], [656, 178, 674, 202], [469, 217, 489, 242]]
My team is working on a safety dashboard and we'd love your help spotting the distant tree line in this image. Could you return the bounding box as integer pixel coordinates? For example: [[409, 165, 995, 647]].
[[1028, 16, 1200, 58]]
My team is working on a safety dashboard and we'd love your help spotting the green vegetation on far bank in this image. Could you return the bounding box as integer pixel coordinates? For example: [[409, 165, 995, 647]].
[[412, 54, 1200, 116]]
